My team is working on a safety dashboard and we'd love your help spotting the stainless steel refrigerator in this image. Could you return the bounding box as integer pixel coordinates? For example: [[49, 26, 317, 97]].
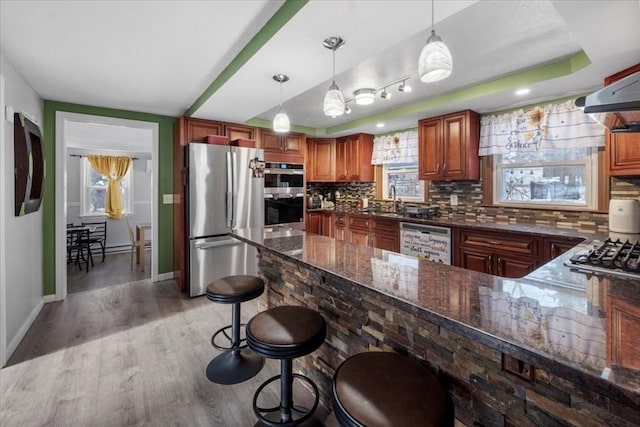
[[187, 143, 264, 297]]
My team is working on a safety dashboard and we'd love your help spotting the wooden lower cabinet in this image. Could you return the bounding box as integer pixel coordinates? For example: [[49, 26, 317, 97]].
[[495, 254, 538, 278], [348, 216, 372, 246], [543, 236, 583, 259], [320, 211, 335, 237], [371, 218, 400, 252], [607, 295, 640, 370], [306, 212, 321, 234], [459, 248, 493, 274], [335, 213, 347, 241]]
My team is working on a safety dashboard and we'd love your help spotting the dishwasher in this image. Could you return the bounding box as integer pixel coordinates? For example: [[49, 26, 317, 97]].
[[400, 223, 452, 264]]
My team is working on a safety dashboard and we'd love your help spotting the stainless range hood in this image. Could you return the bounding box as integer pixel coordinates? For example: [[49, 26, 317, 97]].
[[575, 71, 640, 133]]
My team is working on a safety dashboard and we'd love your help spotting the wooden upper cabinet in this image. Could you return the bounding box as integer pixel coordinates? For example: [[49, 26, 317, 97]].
[[186, 117, 224, 143], [334, 134, 374, 182], [605, 63, 640, 176], [225, 124, 258, 144], [418, 110, 480, 181], [307, 138, 335, 181], [259, 129, 306, 162]]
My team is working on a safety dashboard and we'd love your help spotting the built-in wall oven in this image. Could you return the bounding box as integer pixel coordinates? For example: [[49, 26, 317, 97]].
[[264, 162, 305, 226]]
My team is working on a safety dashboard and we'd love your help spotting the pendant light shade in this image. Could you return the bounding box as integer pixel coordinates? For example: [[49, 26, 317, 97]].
[[418, 0, 452, 83], [323, 36, 346, 117], [272, 74, 290, 133]]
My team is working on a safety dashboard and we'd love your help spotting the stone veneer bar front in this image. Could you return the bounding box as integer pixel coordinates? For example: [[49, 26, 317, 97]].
[[232, 228, 640, 426]]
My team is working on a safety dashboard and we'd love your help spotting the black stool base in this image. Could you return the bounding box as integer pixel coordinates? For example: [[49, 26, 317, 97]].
[[254, 414, 323, 427], [206, 348, 264, 385]]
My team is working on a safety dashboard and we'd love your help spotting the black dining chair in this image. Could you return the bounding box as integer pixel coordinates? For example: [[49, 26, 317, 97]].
[[67, 228, 93, 272], [81, 221, 107, 262]]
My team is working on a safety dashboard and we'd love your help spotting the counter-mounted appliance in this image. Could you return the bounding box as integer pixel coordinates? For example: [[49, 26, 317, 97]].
[[575, 71, 640, 133]]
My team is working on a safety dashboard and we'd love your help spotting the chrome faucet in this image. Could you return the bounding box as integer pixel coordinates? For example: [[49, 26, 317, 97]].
[[390, 185, 397, 212]]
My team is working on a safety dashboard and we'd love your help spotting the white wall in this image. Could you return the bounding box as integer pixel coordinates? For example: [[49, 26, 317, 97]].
[[66, 151, 152, 250], [0, 51, 44, 366]]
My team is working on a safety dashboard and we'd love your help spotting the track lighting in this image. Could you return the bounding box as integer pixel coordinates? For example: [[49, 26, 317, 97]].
[[398, 81, 412, 93], [354, 88, 376, 105], [345, 104, 352, 114], [380, 88, 392, 100]]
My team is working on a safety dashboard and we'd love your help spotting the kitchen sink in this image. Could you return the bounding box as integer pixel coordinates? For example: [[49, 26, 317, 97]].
[[376, 212, 405, 218]]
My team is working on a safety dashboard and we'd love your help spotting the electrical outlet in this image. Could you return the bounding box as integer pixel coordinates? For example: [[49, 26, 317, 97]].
[[163, 194, 174, 204], [450, 194, 458, 206]]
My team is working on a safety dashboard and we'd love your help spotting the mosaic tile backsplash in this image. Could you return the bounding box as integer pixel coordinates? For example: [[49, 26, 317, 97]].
[[308, 177, 640, 232]]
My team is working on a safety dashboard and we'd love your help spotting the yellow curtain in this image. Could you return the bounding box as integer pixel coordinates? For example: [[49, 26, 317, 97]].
[[87, 155, 133, 218]]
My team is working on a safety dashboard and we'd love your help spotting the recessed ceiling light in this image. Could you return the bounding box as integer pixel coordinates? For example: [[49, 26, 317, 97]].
[[354, 88, 376, 105], [376, 123, 385, 128], [515, 88, 530, 96]]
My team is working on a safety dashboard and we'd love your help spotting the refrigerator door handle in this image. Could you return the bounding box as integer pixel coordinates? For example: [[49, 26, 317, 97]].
[[226, 151, 233, 228], [194, 239, 241, 250], [231, 150, 238, 229]]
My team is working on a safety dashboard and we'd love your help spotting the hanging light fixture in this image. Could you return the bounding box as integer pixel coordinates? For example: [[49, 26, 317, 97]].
[[418, 0, 452, 83], [323, 36, 346, 117], [272, 74, 290, 133]]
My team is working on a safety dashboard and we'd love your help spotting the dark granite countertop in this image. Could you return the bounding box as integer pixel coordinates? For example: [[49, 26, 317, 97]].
[[233, 227, 640, 399], [307, 208, 601, 240]]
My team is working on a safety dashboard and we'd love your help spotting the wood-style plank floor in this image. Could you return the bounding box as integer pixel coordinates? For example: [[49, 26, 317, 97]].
[[1, 257, 335, 426], [67, 250, 150, 294]]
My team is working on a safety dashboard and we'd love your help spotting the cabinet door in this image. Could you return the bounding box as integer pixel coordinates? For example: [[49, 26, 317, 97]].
[[460, 248, 493, 274], [261, 130, 283, 153], [187, 118, 224, 142], [605, 63, 640, 176], [418, 118, 441, 180], [373, 232, 399, 252], [225, 124, 256, 142], [349, 228, 370, 246], [346, 135, 361, 181], [321, 212, 335, 237], [544, 237, 583, 260], [495, 255, 538, 278], [309, 139, 335, 181], [335, 224, 346, 241], [335, 137, 348, 181], [306, 212, 321, 234], [284, 133, 305, 155], [608, 132, 640, 176], [442, 113, 466, 179]]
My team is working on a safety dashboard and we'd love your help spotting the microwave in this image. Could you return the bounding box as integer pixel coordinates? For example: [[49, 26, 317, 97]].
[[264, 162, 305, 225], [264, 162, 304, 195]]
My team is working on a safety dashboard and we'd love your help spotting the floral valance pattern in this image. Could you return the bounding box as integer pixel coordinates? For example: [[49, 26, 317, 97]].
[[371, 130, 419, 165], [478, 99, 605, 156]]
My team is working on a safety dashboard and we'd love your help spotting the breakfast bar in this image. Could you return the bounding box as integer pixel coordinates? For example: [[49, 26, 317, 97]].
[[233, 227, 640, 426]]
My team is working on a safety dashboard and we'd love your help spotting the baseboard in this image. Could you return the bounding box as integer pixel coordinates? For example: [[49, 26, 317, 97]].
[[42, 294, 56, 303], [6, 298, 44, 362], [157, 272, 175, 282]]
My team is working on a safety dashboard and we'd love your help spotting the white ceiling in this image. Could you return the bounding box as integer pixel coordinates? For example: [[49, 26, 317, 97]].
[[1, 0, 639, 139]]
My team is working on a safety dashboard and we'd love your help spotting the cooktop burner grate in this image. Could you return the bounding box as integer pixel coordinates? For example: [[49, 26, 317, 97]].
[[569, 238, 640, 273]]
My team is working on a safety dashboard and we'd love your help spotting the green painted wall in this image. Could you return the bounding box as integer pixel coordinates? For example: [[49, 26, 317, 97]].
[[42, 101, 176, 296]]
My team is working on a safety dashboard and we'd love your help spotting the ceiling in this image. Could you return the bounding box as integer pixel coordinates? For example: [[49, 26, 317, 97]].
[[1, 0, 639, 139]]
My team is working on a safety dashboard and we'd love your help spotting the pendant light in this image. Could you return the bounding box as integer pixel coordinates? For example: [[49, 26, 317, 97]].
[[323, 36, 346, 117], [272, 74, 290, 133], [418, 0, 452, 83]]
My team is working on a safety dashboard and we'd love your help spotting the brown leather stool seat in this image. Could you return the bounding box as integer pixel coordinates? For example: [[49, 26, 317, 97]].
[[205, 275, 265, 385], [247, 306, 327, 426], [332, 352, 454, 427]]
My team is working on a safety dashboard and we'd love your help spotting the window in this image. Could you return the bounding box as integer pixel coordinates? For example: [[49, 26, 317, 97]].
[[81, 159, 133, 216], [493, 147, 598, 210], [382, 162, 424, 202]]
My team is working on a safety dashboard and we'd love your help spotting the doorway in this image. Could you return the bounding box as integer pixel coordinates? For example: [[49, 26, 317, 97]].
[[55, 112, 159, 300]]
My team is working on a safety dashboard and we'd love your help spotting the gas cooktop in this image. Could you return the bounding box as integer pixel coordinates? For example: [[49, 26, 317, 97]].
[[566, 238, 640, 278]]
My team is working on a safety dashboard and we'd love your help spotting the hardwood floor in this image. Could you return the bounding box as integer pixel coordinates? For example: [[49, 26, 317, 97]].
[[67, 250, 150, 294], [1, 279, 335, 426]]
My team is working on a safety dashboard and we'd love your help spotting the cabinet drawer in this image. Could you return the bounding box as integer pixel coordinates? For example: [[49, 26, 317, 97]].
[[372, 218, 398, 233], [349, 216, 370, 230], [335, 213, 347, 225], [459, 229, 540, 257]]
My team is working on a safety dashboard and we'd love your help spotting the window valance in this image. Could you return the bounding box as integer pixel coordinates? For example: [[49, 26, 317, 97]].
[[371, 129, 418, 165], [478, 99, 605, 156]]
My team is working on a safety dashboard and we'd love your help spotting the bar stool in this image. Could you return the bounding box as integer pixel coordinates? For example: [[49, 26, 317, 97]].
[[247, 305, 327, 426], [332, 352, 454, 427], [205, 275, 265, 385]]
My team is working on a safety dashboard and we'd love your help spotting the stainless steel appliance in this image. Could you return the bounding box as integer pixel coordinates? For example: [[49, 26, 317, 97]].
[[400, 222, 451, 264], [566, 238, 640, 278], [187, 143, 264, 297], [264, 162, 304, 226]]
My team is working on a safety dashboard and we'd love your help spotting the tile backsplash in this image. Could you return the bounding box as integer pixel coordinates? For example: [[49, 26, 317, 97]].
[[308, 177, 640, 232]]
